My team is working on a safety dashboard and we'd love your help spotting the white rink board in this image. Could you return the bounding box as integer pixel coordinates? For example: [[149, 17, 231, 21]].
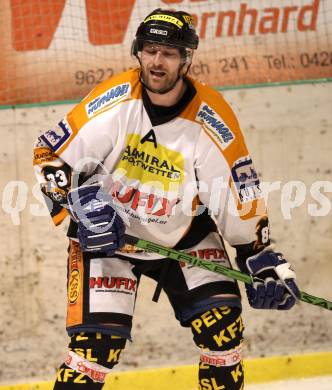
[[247, 375, 332, 390]]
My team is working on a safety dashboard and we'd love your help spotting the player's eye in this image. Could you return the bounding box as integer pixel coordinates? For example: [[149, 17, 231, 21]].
[[143, 46, 157, 55], [162, 51, 177, 58]]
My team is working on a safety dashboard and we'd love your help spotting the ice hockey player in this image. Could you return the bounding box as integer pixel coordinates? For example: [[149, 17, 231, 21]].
[[33, 8, 300, 390]]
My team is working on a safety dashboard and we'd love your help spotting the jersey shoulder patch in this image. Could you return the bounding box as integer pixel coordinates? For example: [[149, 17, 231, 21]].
[[189, 77, 247, 155], [67, 69, 141, 131], [195, 102, 235, 150], [39, 119, 73, 152], [85, 81, 131, 118]]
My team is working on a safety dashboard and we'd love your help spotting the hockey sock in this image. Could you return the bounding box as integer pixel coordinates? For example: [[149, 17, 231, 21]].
[[190, 306, 244, 390], [53, 332, 126, 389], [54, 363, 103, 389]]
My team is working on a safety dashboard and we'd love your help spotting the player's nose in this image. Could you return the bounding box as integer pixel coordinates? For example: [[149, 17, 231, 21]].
[[152, 51, 165, 66]]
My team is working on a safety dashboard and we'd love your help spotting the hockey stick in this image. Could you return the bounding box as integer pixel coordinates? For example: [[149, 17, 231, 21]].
[[124, 234, 332, 312]]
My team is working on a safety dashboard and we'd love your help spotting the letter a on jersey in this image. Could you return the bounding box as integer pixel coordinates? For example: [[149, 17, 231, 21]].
[[140, 129, 157, 148]]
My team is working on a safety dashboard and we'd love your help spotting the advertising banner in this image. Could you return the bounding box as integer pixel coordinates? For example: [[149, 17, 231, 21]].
[[1, 0, 331, 105]]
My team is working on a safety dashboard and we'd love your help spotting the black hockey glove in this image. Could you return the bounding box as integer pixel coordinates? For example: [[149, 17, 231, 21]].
[[67, 184, 125, 255], [244, 249, 301, 310]]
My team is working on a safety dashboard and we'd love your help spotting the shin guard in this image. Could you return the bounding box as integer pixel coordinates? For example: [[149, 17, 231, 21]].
[[53, 332, 126, 389], [190, 306, 244, 390]]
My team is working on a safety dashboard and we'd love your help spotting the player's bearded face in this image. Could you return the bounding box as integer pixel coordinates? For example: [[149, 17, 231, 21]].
[[140, 43, 184, 93]]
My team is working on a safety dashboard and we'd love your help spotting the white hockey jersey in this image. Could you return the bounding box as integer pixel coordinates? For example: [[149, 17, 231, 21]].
[[33, 68, 268, 259]]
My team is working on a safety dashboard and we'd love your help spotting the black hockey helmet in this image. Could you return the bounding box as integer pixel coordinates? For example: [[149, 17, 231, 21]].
[[132, 8, 199, 56]]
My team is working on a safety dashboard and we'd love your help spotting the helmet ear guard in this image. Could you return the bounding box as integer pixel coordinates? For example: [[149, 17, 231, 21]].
[[131, 39, 139, 57]]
